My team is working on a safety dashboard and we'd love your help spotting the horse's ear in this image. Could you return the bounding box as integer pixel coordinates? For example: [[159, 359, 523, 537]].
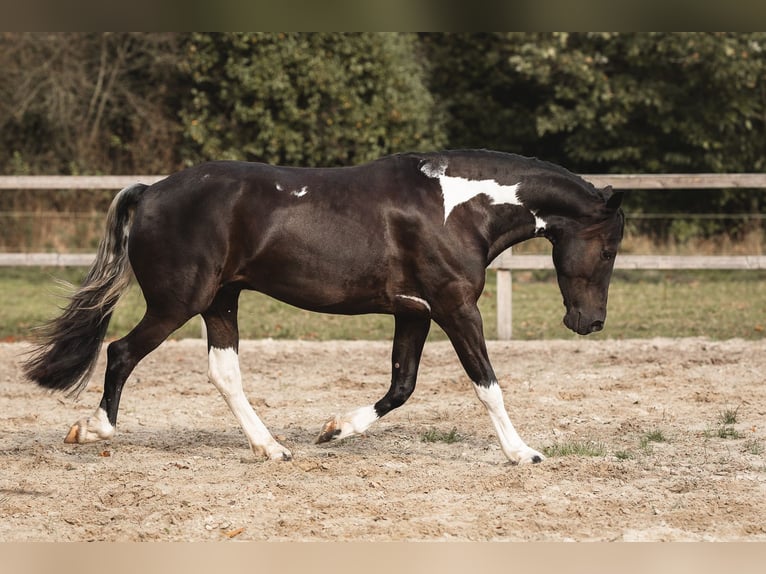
[[604, 186, 624, 210]]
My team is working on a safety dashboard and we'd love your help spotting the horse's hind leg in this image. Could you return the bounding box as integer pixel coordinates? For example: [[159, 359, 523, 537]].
[[64, 309, 188, 444], [203, 286, 292, 461], [316, 314, 431, 443]]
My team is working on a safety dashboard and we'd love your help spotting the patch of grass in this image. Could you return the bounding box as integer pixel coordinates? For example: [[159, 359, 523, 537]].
[[703, 406, 743, 440], [744, 439, 764, 456], [716, 426, 741, 439], [420, 427, 464, 444], [3, 267, 766, 341], [614, 450, 635, 461], [639, 430, 668, 453], [718, 407, 740, 426], [643, 429, 667, 443], [543, 440, 607, 458]]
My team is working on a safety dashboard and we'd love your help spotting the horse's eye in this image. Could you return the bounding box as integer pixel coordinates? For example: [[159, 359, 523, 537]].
[[601, 250, 615, 261]]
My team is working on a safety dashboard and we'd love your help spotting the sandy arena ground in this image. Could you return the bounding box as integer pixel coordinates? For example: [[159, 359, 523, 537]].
[[1, 337, 765, 541]]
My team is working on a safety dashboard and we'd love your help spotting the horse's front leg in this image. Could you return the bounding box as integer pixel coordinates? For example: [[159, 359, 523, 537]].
[[435, 301, 544, 464], [316, 314, 431, 443]]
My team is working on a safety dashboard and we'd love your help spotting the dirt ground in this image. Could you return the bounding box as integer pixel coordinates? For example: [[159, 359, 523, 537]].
[[1, 336, 765, 541]]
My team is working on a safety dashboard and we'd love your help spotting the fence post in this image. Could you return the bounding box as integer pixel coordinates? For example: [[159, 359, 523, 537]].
[[496, 248, 512, 340]]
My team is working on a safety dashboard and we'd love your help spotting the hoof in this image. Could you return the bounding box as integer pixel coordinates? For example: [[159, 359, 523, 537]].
[[253, 442, 293, 461], [507, 446, 546, 465], [518, 448, 545, 465], [63, 410, 115, 444], [315, 418, 342, 444], [63, 424, 80, 444]]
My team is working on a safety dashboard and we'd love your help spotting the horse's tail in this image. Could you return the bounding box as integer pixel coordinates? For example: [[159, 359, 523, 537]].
[[23, 182, 149, 397]]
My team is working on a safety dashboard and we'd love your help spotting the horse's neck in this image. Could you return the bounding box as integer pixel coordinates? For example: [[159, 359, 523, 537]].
[[483, 208, 539, 264], [482, 176, 598, 263]]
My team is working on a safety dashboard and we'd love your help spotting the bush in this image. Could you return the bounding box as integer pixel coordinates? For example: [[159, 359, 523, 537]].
[[179, 33, 447, 167]]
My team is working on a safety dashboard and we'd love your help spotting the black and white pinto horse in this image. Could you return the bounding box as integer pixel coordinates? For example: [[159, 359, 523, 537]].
[[24, 150, 624, 464]]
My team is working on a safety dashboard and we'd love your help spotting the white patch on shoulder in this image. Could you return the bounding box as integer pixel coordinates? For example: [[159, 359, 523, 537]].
[[275, 183, 284, 191], [420, 159, 522, 223]]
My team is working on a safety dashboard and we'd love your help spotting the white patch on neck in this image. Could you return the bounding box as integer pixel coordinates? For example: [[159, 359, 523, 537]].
[[420, 159, 549, 232], [420, 160, 521, 223], [534, 214, 547, 233]]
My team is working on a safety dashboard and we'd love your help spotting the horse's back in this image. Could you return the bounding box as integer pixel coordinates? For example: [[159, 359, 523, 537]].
[[126, 156, 442, 314]]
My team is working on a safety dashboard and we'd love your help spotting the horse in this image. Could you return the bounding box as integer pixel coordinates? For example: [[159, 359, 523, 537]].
[[23, 149, 624, 464]]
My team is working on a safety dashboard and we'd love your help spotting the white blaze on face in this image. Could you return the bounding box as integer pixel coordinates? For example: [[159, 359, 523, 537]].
[[420, 159, 528, 223]]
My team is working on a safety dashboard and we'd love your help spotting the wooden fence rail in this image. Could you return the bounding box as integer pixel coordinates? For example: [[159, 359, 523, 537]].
[[2, 173, 765, 339]]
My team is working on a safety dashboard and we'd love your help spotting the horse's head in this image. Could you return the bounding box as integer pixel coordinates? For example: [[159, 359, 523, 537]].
[[547, 187, 625, 335]]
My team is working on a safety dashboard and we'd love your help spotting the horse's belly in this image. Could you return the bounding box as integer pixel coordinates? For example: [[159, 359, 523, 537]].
[[246, 249, 390, 315]]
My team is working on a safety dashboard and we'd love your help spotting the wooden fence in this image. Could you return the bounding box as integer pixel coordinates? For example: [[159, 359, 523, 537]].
[[2, 173, 765, 339]]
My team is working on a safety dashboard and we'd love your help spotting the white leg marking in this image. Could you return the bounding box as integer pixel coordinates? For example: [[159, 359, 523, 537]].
[[208, 347, 292, 460], [396, 294, 432, 313], [473, 382, 544, 464], [317, 405, 379, 443], [65, 407, 115, 443]]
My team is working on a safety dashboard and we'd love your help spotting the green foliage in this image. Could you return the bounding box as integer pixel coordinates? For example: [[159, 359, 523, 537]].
[[0, 32, 182, 175], [179, 33, 447, 167], [423, 33, 766, 237], [1, 33, 765, 246], [426, 32, 766, 175]]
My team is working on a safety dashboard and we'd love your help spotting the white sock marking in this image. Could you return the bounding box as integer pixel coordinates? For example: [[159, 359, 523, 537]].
[[473, 382, 543, 464], [79, 407, 115, 442], [208, 347, 290, 459], [333, 405, 380, 440]]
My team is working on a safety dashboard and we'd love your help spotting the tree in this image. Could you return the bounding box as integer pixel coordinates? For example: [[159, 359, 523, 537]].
[[423, 33, 766, 236], [179, 33, 447, 167], [0, 32, 183, 175]]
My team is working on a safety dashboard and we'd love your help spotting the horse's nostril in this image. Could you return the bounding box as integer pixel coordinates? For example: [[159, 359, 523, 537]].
[[590, 320, 604, 333]]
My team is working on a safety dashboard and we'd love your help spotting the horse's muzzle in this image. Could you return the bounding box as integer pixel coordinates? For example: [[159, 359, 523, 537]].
[[564, 311, 605, 335]]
